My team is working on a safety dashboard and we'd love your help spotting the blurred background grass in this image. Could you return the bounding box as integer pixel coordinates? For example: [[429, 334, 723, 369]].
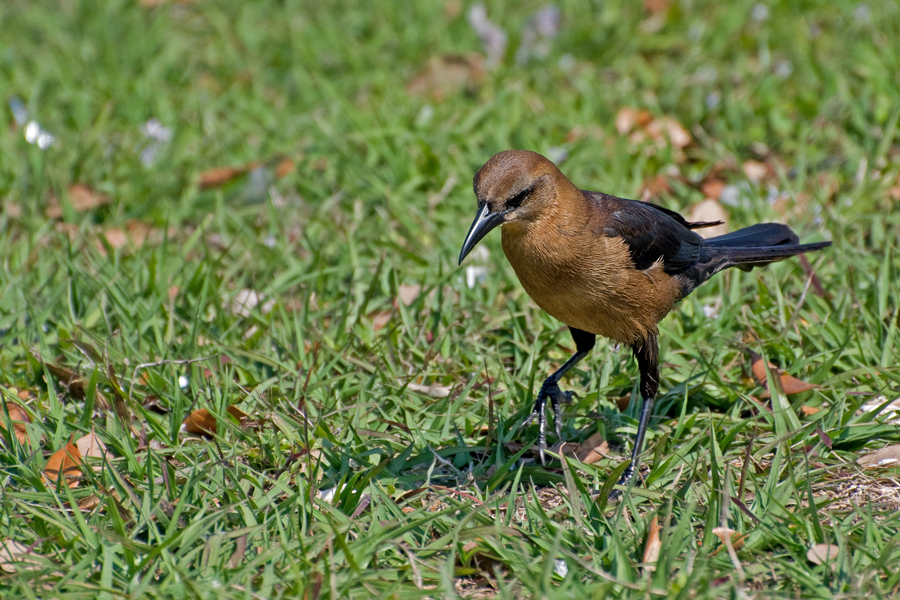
[[2, 0, 900, 598]]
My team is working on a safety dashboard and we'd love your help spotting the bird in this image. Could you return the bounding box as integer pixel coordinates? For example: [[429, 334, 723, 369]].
[[458, 150, 831, 495]]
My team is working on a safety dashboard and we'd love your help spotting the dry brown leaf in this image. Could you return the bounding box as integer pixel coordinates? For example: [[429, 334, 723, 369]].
[[750, 352, 818, 398], [640, 174, 673, 199], [43, 442, 83, 488], [0, 539, 43, 573], [407, 382, 452, 399], [37, 358, 85, 397], [559, 432, 609, 465], [688, 199, 728, 238], [197, 155, 295, 190], [100, 220, 160, 251], [3, 203, 22, 219], [100, 228, 128, 249], [226, 405, 249, 423], [182, 408, 218, 435], [650, 117, 691, 148], [642, 515, 662, 568], [889, 182, 900, 201], [806, 543, 840, 566], [801, 405, 821, 416], [45, 184, 110, 218], [858, 444, 900, 468], [615, 107, 653, 135], [742, 160, 770, 183], [700, 178, 727, 200], [406, 54, 485, 101], [369, 311, 392, 331], [75, 432, 110, 464], [275, 158, 295, 179], [77, 494, 102, 511], [198, 164, 258, 189], [182, 406, 248, 436], [398, 284, 421, 306], [711, 527, 746, 551], [644, 0, 671, 14], [0, 401, 31, 445], [615, 395, 632, 411]]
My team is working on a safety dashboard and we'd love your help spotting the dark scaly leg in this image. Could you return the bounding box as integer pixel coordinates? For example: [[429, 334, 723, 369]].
[[522, 327, 596, 463], [610, 334, 659, 499]]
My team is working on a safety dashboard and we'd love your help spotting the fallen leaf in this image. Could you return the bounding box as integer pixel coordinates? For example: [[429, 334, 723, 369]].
[[640, 174, 673, 199], [75, 431, 110, 463], [858, 444, 900, 468], [615, 395, 632, 411], [648, 116, 691, 149], [182, 406, 248, 436], [0, 401, 31, 445], [0, 539, 43, 573], [406, 54, 485, 101], [397, 284, 421, 306], [688, 199, 728, 238], [558, 432, 609, 465], [407, 382, 452, 399], [642, 515, 662, 568], [99, 220, 160, 251], [226, 405, 249, 423], [801, 405, 822, 416], [3, 203, 22, 219], [700, 178, 727, 200], [742, 160, 770, 183], [228, 534, 248, 569], [198, 155, 293, 190], [275, 158, 295, 179], [615, 107, 653, 135], [45, 184, 110, 218], [644, 0, 670, 14], [750, 352, 818, 398], [711, 527, 746, 551], [182, 408, 218, 435], [229, 289, 275, 317], [806, 543, 840, 566], [77, 494, 102, 511], [369, 311, 392, 331], [815, 426, 832, 449], [858, 395, 900, 421], [43, 442, 83, 488], [35, 355, 86, 399], [198, 164, 259, 189]]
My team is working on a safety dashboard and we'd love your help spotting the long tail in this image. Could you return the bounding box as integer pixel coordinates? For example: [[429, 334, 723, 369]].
[[681, 223, 831, 294]]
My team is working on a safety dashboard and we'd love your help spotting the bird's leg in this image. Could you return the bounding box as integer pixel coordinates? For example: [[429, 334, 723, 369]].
[[610, 334, 659, 499], [522, 328, 596, 463]]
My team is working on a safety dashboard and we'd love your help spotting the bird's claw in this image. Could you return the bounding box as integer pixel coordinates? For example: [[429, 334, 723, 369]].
[[521, 380, 575, 464]]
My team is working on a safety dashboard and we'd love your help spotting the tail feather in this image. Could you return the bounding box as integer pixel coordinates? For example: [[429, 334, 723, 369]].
[[709, 241, 832, 268], [703, 223, 799, 247], [679, 223, 831, 295]]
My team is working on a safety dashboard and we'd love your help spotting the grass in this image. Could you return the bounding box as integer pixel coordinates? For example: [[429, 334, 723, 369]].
[[2, 0, 900, 597]]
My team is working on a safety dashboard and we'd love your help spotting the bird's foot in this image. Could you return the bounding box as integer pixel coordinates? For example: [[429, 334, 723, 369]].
[[521, 380, 577, 464], [607, 463, 636, 501]]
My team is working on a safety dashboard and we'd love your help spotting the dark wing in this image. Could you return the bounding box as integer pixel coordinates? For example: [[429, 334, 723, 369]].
[[586, 192, 704, 274]]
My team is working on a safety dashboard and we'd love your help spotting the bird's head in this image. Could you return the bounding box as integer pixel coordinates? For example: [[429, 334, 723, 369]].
[[458, 150, 563, 265]]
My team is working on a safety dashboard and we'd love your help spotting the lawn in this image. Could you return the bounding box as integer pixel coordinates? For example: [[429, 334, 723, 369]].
[[2, 0, 900, 598]]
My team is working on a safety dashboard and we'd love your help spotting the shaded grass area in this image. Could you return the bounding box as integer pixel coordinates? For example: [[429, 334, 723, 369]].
[[2, 0, 900, 597]]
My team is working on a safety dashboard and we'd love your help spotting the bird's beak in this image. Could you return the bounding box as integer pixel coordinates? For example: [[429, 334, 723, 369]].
[[459, 203, 505, 265]]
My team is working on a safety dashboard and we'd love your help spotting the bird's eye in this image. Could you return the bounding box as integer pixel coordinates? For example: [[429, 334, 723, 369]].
[[506, 186, 532, 210]]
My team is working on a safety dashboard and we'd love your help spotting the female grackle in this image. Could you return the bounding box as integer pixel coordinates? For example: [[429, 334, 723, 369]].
[[459, 150, 830, 495]]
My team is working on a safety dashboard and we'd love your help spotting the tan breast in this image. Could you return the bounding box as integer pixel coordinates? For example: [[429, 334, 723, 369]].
[[501, 218, 682, 345]]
